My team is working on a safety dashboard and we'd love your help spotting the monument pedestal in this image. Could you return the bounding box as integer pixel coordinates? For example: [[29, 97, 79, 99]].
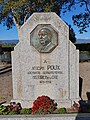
[[12, 13, 80, 108], [11, 98, 80, 108]]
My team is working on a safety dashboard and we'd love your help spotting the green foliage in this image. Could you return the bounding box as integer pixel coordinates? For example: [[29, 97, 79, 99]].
[[57, 108, 67, 114], [76, 43, 90, 51], [20, 108, 32, 114], [53, 108, 67, 114], [0, 0, 60, 29], [80, 51, 90, 55], [72, 13, 90, 33], [0, 105, 8, 115], [0, 102, 22, 115], [8, 111, 17, 115], [0, 0, 90, 33], [1, 43, 16, 48]]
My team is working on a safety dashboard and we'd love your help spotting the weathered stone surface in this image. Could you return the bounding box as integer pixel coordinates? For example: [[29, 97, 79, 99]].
[[11, 12, 79, 108], [0, 114, 90, 120]]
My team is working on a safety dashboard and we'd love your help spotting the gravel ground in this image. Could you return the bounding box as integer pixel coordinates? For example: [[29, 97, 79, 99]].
[[0, 63, 12, 102], [0, 62, 90, 102], [79, 62, 90, 100]]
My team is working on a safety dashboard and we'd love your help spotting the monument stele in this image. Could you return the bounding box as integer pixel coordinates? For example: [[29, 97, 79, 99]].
[[12, 12, 80, 108]]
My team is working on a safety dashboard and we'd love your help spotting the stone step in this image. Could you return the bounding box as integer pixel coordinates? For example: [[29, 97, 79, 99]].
[[0, 101, 6, 105], [0, 65, 11, 71], [0, 67, 12, 74]]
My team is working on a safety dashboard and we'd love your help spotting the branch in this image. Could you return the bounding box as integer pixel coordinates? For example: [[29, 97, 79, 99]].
[[84, 1, 90, 13], [13, 16, 20, 30], [75, 0, 90, 13], [11, 8, 20, 30], [24, 13, 28, 23]]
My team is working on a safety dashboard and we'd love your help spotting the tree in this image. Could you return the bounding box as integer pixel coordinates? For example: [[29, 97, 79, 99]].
[[0, 0, 90, 35], [69, 25, 76, 43]]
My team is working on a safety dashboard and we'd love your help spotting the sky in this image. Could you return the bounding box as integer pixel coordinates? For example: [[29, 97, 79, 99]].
[[61, 5, 90, 40], [0, 5, 90, 41], [61, 13, 90, 39]]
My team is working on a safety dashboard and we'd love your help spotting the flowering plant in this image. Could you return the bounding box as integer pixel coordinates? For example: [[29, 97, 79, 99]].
[[7, 102, 22, 114], [32, 95, 57, 114]]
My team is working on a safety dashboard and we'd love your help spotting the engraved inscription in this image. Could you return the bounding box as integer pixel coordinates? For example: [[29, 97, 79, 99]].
[[47, 65, 60, 70], [40, 81, 51, 84], [40, 15, 51, 21], [34, 15, 51, 22], [27, 64, 63, 83], [32, 75, 58, 79]]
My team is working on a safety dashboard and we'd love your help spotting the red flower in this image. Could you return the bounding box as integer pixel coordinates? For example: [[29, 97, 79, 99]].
[[32, 95, 57, 114]]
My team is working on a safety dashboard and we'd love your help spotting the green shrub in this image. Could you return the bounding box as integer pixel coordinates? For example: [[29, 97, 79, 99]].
[[53, 108, 67, 114], [20, 108, 32, 114], [8, 111, 17, 115], [0, 105, 8, 115]]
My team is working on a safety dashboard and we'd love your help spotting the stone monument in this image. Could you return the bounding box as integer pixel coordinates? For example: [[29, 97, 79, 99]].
[[12, 12, 79, 108]]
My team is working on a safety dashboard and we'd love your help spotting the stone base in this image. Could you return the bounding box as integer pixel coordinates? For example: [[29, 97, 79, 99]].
[[11, 98, 80, 108], [55, 99, 72, 108], [55, 99, 80, 108], [0, 114, 90, 120], [11, 99, 34, 108]]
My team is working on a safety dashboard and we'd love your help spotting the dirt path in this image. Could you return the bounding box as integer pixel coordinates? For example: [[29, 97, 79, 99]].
[[0, 64, 12, 102], [79, 62, 90, 100]]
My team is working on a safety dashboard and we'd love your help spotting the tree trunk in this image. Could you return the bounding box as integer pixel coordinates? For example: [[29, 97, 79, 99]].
[[13, 16, 21, 40]]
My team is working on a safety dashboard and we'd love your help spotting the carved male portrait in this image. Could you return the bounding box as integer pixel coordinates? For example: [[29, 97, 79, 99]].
[[30, 24, 58, 53], [37, 27, 56, 53]]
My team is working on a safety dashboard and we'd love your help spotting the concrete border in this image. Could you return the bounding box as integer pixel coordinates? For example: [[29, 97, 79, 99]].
[[0, 114, 90, 120]]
